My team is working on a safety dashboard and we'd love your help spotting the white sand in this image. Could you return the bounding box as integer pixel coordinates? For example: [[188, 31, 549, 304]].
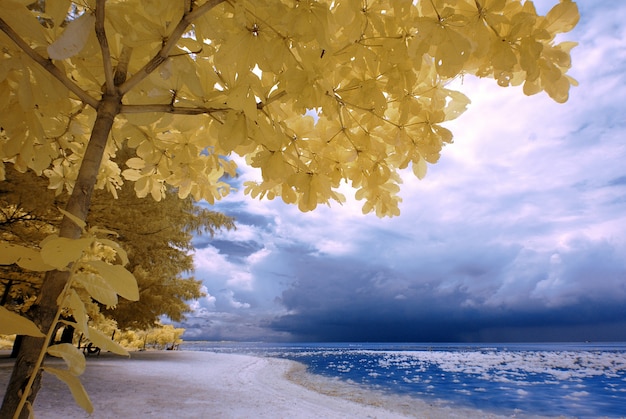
[[0, 350, 538, 418]]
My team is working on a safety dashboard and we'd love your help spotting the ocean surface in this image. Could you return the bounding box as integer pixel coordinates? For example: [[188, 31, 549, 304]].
[[180, 341, 626, 418]]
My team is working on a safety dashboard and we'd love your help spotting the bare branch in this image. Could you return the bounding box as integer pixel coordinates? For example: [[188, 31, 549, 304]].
[[95, 0, 115, 94], [120, 104, 229, 115], [114, 45, 133, 86], [0, 18, 100, 109], [184, 0, 193, 14], [118, 0, 227, 95]]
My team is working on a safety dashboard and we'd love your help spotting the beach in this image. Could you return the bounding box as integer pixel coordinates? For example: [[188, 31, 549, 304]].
[[1, 350, 537, 418]]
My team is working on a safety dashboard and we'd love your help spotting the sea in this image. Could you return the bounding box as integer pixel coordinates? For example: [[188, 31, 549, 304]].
[[180, 341, 626, 418]]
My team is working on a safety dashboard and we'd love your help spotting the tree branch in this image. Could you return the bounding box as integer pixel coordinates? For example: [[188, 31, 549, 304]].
[[120, 104, 229, 115], [258, 90, 287, 110], [95, 0, 115, 94], [0, 18, 100, 109], [184, 0, 193, 14], [114, 46, 133, 86], [118, 0, 227, 95]]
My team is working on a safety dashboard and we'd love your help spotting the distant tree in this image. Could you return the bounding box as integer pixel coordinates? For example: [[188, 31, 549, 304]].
[[89, 175, 234, 329], [0, 0, 579, 417], [0, 166, 61, 323]]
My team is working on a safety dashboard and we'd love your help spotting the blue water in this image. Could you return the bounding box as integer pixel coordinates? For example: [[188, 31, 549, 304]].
[[180, 341, 626, 418]]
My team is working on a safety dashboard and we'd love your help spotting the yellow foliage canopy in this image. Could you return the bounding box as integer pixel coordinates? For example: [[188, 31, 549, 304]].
[[0, 0, 579, 217]]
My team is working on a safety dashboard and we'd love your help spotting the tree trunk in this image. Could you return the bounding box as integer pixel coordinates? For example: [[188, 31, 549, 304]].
[[1, 279, 13, 305], [59, 322, 75, 345], [0, 95, 121, 419], [9, 336, 23, 359]]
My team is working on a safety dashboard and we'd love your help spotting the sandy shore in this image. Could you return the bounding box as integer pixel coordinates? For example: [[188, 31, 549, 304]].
[[0, 350, 531, 418]]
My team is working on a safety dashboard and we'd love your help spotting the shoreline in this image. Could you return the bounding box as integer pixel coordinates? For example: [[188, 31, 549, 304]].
[[1, 350, 542, 418]]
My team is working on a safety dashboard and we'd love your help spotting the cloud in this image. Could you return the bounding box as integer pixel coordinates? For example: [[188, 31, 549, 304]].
[[530, 236, 626, 307], [194, 287, 217, 309], [223, 289, 251, 309], [177, 2, 626, 342]]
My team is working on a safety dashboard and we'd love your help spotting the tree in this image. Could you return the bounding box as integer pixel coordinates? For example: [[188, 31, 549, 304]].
[[0, 0, 579, 416], [0, 166, 61, 247], [89, 176, 235, 329], [0, 166, 63, 361], [0, 165, 234, 331]]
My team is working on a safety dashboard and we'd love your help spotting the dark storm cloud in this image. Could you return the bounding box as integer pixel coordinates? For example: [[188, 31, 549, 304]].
[[269, 253, 626, 342], [269, 307, 626, 343]]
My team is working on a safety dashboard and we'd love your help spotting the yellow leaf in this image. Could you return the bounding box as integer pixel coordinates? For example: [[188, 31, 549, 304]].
[[519, 38, 543, 79], [219, 112, 248, 153], [18, 69, 34, 110], [412, 156, 428, 180], [58, 207, 87, 230], [121, 168, 142, 182], [544, 42, 577, 68], [18, 248, 56, 271], [443, 90, 470, 121], [42, 367, 93, 414], [0, 243, 56, 271], [150, 180, 164, 201], [543, 0, 579, 34], [544, 73, 572, 104], [87, 327, 129, 356], [0, 243, 22, 265], [281, 183, 298, 204], [296, 174, 320, 212], [0, 2, 48, 45], [47, 343, 86, 376], [47, 0, 71, 28], [41, 237, 94, 270], [86, 260, 139, 301], [73, 272, 118, 307], [133, 175, 151, 198], [125, 157, 145, 170], [0, 81, 10, 112], [262, 151, 291, 181], [491, 38, 517, 73], [523, 78, 542, 96], [65, 290, 89, 337], [435, 28, 471, 78], [226, 84, 258, 121], [0, 306, 44, 337]]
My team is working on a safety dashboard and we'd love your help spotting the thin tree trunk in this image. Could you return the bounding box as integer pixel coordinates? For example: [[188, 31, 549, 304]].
[[59, 321, 75, 345], [1, 279, 13, 305], [0, 94, 121, 419], [9, 336, 23, 359]]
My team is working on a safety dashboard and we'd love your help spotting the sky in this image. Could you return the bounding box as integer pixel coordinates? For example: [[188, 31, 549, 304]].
[[179, 0, 626, 343]]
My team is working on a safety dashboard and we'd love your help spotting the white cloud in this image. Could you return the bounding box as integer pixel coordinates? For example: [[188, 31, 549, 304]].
[[218, 222, 264, 243], [204, 291, 217, 308], [246, 247, 271, 265], [193, 245, 231, 273], [226, 271, 254, 290], [224, 289, 251, 309]]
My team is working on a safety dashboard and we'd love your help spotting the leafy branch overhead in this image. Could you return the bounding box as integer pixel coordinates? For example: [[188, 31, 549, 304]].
[[0, 0, 579, 217], [0, 1, 579, 417]]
